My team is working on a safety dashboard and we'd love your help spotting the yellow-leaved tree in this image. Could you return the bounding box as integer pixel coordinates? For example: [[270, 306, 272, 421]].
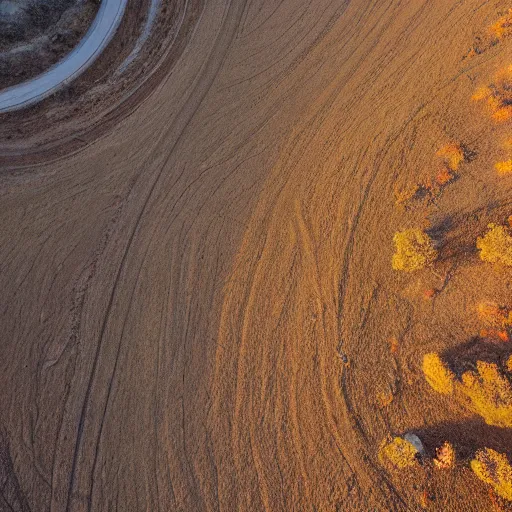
[[423, 353, 512, 428], [477, 223, 512, 266], [392, 228, 437, 272], [460, 361, 512, 428], [422, 353, 455, 395], [378, 436, 418, 469], [471, 448, 512, 501]]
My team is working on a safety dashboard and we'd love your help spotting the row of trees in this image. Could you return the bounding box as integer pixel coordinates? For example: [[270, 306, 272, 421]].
[[392, 221, 512, 272], [382, 33, 512, 503]]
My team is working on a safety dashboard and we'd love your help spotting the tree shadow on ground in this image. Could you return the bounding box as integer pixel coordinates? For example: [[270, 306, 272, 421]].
[[414, 418, 512, 461], [441, 338, 512, 378]]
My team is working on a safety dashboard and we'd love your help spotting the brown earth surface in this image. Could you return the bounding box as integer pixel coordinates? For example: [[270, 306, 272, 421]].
[[1, 0, 512, 510]]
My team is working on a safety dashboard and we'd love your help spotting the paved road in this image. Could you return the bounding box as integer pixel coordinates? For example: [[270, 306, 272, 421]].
[[0, 0, 126, 113]]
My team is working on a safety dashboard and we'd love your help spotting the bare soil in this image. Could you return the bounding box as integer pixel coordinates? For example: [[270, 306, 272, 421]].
[[1, 0, 512, 511]]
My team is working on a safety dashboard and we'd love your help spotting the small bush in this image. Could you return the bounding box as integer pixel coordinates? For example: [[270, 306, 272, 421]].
[[379, 436, 418, 469], [422, 353, 455, 395], [496, 160, 512, 175], [436, 143, 465, 171], [477, 301, 512, 328], [480, 328, 510, 342], [435, 166, 455, 186], [473, 66, 512, 123], [423, 288, 437, 300], [460, 361, 512, 427], [434, 441, 455, 469], [489, 9, 512, 41], [394, 184, 420, 206], [493, 107, 512, 123], [472, 86, 491, 102], [392, 228, 437, 272], [388, 337, 399, 354], [376, 391, 394, 408], [471, 448, 512, 501], [477, 223, 512, 266]]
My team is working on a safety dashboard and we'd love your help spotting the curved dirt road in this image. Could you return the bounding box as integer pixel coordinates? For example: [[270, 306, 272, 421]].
[[0, 0, 126, 112], [0, 0, 511, 510]]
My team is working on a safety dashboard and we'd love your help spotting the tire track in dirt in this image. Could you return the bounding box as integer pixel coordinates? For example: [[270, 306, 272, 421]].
[[211, 1, 505, 510], [60, 1, 249, 510], [1, 0, 509, 510]]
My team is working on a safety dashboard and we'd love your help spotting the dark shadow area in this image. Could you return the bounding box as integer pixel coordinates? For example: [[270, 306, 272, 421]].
[[427, 198, 512, 263], [441, 338, 512, 378], [427, 216, 454, 242], [426, 212, 481, 264], [0, 0, 77, 46], [0, 430, 31, 511], [413, 418, 512, 461], [0, 0, 99, 88], [461, 144, 478, 163]]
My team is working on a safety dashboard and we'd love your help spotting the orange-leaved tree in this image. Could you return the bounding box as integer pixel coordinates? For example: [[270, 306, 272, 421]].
[[472, 65, 512, 122], [436, 143, 465, 171], [460, 361, 512, 428]]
